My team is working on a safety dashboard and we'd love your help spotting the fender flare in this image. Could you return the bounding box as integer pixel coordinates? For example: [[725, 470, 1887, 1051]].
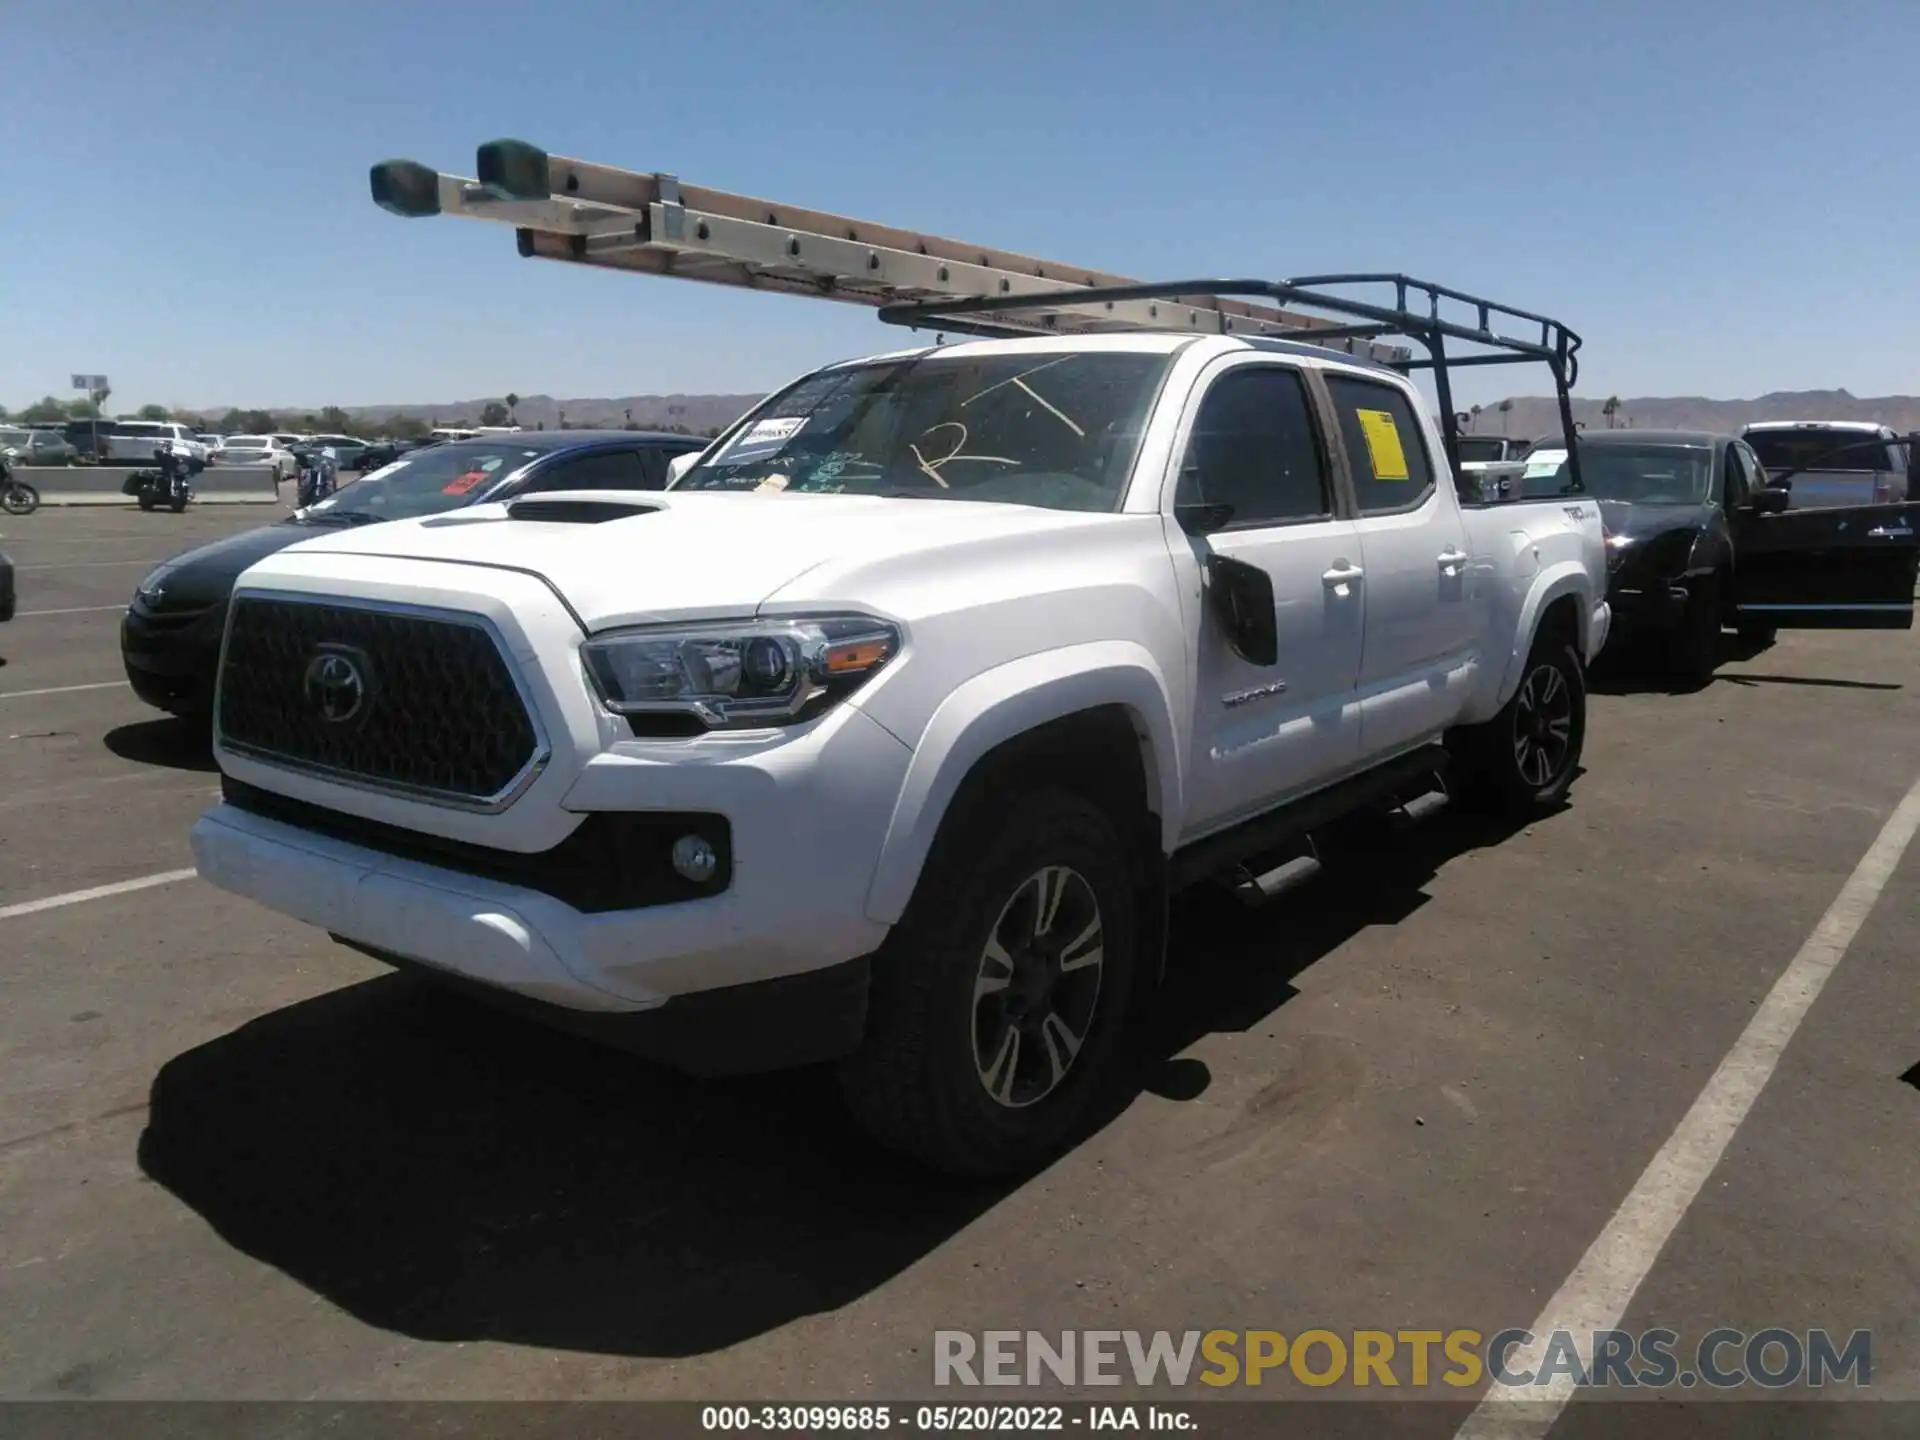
[[862, 641, 1183, 925], [1494, 562, 1594, 707]]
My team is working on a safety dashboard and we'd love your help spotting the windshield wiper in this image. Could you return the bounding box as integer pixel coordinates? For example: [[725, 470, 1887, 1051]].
[[299, 508, 382, 526]]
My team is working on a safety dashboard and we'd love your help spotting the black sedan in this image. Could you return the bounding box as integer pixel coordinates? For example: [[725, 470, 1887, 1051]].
[[1519, 428, 1918, 680], [121, 429, 705, 720]]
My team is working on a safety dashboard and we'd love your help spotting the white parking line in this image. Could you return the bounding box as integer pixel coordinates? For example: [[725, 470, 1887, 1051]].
[[16, 605, 126, 617], [0, 681, 129, 700], [1455, 768, 1920, 1438], [0, 868, 198, 922]]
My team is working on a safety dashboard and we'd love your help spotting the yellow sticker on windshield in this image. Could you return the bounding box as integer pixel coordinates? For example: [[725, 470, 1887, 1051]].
[[1355, 408, 1411, 481]]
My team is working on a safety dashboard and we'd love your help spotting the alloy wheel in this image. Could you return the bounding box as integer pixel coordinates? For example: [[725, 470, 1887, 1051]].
[[971, 865, 1105, 1109], [1513, 661, 1574, 789]]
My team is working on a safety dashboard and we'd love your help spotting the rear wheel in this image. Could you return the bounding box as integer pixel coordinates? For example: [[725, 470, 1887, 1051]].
[[838, 787, 1137, 1177], [1450, 630, 1586, 814], [1, 481, 40, 516], [136, 492, 156, 512], [1736, 619, 1777, 646]]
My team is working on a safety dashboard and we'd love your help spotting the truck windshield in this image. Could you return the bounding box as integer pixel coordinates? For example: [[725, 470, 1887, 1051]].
[[1745, 430, 1895, 473], [1536, 444, 1712, 504], [673, 351, 1174, 513]]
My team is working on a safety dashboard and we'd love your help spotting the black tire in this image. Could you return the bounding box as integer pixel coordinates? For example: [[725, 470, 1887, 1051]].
[[838, 786, 1138, 1177], [169, 495, 188, 513], [1450, 631, 1586, 814], [136, 493, 156, 512], [1, 482, 39, 516], [1665, 574, 1721, 683], [1736, 620, 1777, 646]]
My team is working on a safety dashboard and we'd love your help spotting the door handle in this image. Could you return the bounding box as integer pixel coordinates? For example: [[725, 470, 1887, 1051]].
[[1322, 563, 1364, 588], [1437, 547, 1469, 572], [1867, 524, 1913, 539]]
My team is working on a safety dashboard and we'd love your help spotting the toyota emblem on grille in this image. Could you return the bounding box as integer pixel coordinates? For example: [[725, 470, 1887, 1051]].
[[302, 647, 370, 724]]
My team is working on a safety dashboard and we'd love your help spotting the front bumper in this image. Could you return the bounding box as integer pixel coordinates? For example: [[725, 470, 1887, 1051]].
[[190, 792, 889, 1075], [1606, 576, 1689, 632], [193, 693, 911, 1032], [121, 603, 226, 715]]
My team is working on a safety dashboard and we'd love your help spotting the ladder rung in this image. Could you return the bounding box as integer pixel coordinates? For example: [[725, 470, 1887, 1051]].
[[375, 141, 1411, 361]]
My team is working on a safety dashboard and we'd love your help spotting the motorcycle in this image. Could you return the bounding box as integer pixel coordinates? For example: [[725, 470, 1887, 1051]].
[[123, 444, 199, 513], [296, 449, 338, 507], [0, 449, 40, 516]]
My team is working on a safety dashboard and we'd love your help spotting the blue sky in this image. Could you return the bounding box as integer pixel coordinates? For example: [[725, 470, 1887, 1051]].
[[5, 0, 1917, 414]]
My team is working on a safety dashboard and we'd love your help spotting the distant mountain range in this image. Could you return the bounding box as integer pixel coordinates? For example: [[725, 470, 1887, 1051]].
[[249, 385, 1920, 441], [336, 393, 765, 433], [1461, 389, 1920, 440]]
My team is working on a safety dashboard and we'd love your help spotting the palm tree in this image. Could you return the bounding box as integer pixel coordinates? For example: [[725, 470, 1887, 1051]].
[[1602, 395, 1621, 429], [1468, 404, 1483, 432], [505, 392, 520, 424], [1497, 398, 1513, 434]]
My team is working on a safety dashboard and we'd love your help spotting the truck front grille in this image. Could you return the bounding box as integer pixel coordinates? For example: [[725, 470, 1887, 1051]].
[[215, 595, 544, 808]]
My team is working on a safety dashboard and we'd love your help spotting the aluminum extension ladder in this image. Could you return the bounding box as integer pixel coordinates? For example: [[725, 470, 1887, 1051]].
[[370, 139, 1411, 365]]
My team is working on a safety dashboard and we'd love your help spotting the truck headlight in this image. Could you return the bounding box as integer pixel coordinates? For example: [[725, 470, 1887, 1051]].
[[581, 614, 901, 730]]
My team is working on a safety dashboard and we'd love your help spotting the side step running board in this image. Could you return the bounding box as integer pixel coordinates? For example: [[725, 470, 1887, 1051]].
[[1169, 744, 1452, 894]]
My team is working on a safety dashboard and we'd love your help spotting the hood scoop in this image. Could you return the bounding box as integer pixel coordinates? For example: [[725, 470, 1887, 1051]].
[[503, 492, 664, 525]]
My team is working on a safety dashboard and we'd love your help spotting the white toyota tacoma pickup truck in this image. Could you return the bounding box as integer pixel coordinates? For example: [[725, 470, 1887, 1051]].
[[192, 320, 1609, 1176]]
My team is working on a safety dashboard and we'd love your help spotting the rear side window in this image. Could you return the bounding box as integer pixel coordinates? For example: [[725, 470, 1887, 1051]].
[[1323, 375, 1436, 514], [1175, 366, 1330, 527], [523, 449, 651, 492]]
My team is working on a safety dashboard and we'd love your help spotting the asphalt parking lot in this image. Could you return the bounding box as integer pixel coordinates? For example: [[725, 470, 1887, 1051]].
[[3, 500, 1920, 1432]]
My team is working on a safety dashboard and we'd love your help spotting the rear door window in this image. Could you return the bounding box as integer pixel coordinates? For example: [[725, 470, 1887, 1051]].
[[1322, 374, 1437, 514]]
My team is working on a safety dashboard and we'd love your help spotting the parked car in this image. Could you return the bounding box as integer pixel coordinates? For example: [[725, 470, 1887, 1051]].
[[0, 426, 78, 465], [103, 421, 209, 465], [1517, 430, 1918, 678], [190, 313, 1619, 1175], [61, 419, 115, 461], [305, 433, 370, 467], [1740, 421, 1910, 509], [211, 435, 297, 481], [120, 429, 704, 719], [353, 438, 432, 471]]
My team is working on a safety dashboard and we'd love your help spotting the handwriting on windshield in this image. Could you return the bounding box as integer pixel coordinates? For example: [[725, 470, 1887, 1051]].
[[961, 357, 1086, 438], [909, 422, 1020, 489]]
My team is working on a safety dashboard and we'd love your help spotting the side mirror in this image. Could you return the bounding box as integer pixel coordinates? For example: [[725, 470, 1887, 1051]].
[[1204, 554, 1278, 667], [666, 451, 700, 487], [1175, 501, 1234, 536], [1748, 486, 1791, 515]]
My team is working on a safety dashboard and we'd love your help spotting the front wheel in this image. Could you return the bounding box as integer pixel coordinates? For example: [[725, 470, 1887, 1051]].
[[1665, 574, 1722, 683], [1450, 631, 1586, 814], [838, 787, 1138, 1177], [1, 481, 40, 516], [168, 494, 188, 513]]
